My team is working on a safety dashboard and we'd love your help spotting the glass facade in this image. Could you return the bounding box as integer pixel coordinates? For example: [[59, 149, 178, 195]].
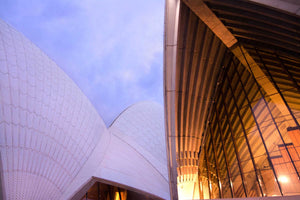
[[198, 47, 300, 198], [81, 181, 162, 200]]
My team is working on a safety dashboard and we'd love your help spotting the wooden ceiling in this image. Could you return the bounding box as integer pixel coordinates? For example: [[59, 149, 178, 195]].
[[175, 2, 227, 178]]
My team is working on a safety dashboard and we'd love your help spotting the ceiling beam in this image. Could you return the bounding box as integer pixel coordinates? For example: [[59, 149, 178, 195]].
[[183, 0, 297, 127]]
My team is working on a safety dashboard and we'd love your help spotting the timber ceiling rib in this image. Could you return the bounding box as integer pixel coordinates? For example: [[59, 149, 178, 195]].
[[175, 2, 227, 179], [204, 0, 300, 57]]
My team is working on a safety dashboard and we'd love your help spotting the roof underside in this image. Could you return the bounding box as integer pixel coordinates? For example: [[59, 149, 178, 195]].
[[175, 3, 227, 177], [204, 0, 300, 57]]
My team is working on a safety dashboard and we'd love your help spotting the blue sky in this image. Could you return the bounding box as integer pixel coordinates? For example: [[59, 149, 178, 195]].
[[0, 0, 165, 126]]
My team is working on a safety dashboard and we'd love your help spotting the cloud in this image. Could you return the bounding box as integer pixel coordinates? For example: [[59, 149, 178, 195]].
[[0, 0, 165, 125]]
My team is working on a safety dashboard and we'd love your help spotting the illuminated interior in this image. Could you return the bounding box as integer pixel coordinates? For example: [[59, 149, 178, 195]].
[[164, 0, 300, 199], [81, 181, 163, 200], [177, 175, 200, 200], [198, 50, 300, 198]]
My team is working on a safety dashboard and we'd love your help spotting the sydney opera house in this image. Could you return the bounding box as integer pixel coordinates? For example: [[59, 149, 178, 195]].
[[0, 0, 300, 200]]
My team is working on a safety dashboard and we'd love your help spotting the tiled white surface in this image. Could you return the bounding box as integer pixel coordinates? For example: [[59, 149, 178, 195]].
[[109, 101, 168, 179], [103, 101, 170, 199], [60, 127, 110, 200], [96, 134, 170, 200], [0, 19, 106, 199], [63, 102, 170, 200], [0, 19, 170, 200]]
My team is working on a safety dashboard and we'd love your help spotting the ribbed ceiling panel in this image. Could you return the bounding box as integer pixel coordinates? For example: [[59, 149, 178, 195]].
[[204, 0, 300, 57], [175, 2, 227, 178]]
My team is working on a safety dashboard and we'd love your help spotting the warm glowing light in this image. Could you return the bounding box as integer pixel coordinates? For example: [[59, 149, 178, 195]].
[[114, 192, 120, 200], [278, 176, 289, 183], [177, 175, 200, 200]]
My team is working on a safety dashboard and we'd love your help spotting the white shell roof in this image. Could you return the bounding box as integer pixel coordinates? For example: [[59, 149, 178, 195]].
[[0, 19, 170, 200], [109, 101, 168, 180], [0, 19, 106, 199]]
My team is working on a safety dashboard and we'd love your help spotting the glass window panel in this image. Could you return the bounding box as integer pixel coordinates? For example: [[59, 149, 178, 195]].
[[247, 131, 265, 158], [227, 98, 235, 115], [222, 124, 231, 141], [211, 114, 217, 127], [199, 175, 210, 199], [223, 82, 230, 97], [230, 73, 239, 90], [227, 63, 236, 78], [199, 53, 300, 199], [245, 84, 259, 103], [219, 106, 226, 122], [235, 130, 244, 141], [241, 107, 255, 131], [241, 68, 251, 87], [251, 89, 262, 103], [255, 114, 274, 131], [233, 82, 243, 101], [240, 159, 255, 174], [216, 96, 222, 111], [229, 160, 240, 178], [252, 99, 268, 121], [230, 116, 242, 136], [243, 78, 254, 95], [231, 175, 246, 198], [224, 92, 232, 108], [260, 168, 281, 196], [236, 91, 247, 109], [220, 177, 232, 198], [235, 136, 251, 162], [199, 152, 209, 199], [274, 164, 300, 196], [260, 127, 281, 152], [237, 62, 245, 75], [243, 171, 261, 197], [225, 140, 235, 167]]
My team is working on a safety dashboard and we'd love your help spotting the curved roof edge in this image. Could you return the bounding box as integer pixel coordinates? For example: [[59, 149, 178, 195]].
[[63, 101, 170, 199], [0, 18, 108, 199], [108, 101, 168, 179], [109, 100, 163, 127]]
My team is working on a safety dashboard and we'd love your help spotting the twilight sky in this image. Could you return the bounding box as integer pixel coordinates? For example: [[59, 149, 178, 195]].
[[0, 0, 165, 126]]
